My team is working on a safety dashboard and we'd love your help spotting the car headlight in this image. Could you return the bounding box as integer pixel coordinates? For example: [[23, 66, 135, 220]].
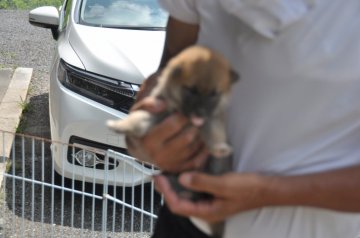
[[57, 59, 140, 113]]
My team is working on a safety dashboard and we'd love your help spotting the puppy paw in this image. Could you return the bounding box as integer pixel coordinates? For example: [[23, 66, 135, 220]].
[[211, 143, 232, 158], [107, 119, 125, 133]]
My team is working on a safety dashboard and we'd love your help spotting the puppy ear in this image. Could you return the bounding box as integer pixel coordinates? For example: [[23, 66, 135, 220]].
[[170, 65, 183, 79], [230, 69, 240, 84]]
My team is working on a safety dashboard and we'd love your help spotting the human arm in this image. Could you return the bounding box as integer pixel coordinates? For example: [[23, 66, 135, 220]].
[[155, 165, 360, 222], [134, 16, 200, 102], [126, 17, 207, 172]]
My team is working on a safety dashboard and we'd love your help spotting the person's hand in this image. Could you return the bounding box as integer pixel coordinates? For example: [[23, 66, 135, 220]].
[[154, 171, 267, 223], [126, 96, 209, 173]]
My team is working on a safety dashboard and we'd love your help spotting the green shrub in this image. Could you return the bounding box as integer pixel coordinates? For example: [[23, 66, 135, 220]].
[[0, 0, 63, 9]]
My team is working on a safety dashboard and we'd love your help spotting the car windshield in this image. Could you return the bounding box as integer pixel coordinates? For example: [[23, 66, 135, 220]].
[[79, 0, 168, 29]]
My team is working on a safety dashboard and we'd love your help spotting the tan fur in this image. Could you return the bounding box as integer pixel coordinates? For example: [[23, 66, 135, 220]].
[[164, 45, 232, 92], [107, 46, 237, 238], [107, 45, 235, 158], [152, 46, 232, 116]]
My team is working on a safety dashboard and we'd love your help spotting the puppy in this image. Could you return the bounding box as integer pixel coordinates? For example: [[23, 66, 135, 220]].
[[108, 45, 237, 159], [107, 45, 238, 237]]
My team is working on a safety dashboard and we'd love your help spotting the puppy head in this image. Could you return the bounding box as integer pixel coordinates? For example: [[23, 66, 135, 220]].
[[160, 46, 238, 118]]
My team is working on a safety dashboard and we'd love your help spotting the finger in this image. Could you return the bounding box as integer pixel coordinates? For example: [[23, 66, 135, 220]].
[[153, 174, 172, 194], [155, 124, 207, 172], [125, 136, 153, 164], [154, 175, 211, 216], [155, 175, 224, 221], [144, 112, 189, 144], [158, 141, 205, 172], [179, 172, 226, 195], [160, 126, 201, 161], [164, 124, 199, 147], [138, 113, 191, 170], [141, 113, 189, 163], [177, 144, 209, 171]]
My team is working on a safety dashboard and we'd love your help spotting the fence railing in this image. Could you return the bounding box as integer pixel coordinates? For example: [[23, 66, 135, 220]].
[[0, 130, 161, 238]]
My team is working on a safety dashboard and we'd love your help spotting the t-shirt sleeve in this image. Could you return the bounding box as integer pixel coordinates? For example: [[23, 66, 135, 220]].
[[158, 0, 199, 24]]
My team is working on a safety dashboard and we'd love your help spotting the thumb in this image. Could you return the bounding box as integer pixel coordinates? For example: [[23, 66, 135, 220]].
[[178, 172, 224, 195]]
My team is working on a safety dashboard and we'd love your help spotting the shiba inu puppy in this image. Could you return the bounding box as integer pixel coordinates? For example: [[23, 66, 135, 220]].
[[107, 45, 238, 238], [107, 45, 238, 160]]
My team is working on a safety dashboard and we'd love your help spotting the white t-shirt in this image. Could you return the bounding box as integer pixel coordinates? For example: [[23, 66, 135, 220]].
[[158, 0, 360, 237]]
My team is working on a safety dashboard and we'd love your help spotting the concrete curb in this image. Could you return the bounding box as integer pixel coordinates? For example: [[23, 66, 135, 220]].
[[0, 67, 33, 188]]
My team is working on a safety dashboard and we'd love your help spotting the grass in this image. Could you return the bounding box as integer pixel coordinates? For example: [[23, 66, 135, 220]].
[[0, 0, 63, 10], [18, 96, 31, 114], [0, 64, 17, 71], [0, 50, 17, 70], [0, 50, 16, 60], [0, 188, 4, 201], [4, 158, 12, 173], [15, 119, 27, 133], [4, 52, 16, 59], [4, 158, 22, 174], [15, 96, 32, 133]]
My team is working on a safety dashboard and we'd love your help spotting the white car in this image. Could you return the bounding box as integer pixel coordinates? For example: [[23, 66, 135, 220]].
[[29, 0, 167, 186]]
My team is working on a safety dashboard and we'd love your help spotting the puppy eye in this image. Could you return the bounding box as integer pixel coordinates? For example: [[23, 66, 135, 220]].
[[209, 90, 218, 97], [183, 86, 198, 95]]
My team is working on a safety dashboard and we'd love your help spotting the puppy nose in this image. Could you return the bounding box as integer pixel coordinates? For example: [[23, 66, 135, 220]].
[[191, 115, 205, 126]]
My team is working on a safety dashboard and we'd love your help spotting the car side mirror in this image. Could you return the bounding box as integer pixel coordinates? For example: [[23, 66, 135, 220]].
[[29, 6, 60, 40]]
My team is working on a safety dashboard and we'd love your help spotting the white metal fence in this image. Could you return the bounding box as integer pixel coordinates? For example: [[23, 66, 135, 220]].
[[0, 130, 161, 238]]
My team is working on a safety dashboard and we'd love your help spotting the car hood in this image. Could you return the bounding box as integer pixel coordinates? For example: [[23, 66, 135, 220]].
[[69, 24, 165, 84]]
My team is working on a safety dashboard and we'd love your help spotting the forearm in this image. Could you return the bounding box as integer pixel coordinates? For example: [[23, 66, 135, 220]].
[[136, 17, 199, 102], [159, 16, 199, 68], [263, 165, 360, 212]]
